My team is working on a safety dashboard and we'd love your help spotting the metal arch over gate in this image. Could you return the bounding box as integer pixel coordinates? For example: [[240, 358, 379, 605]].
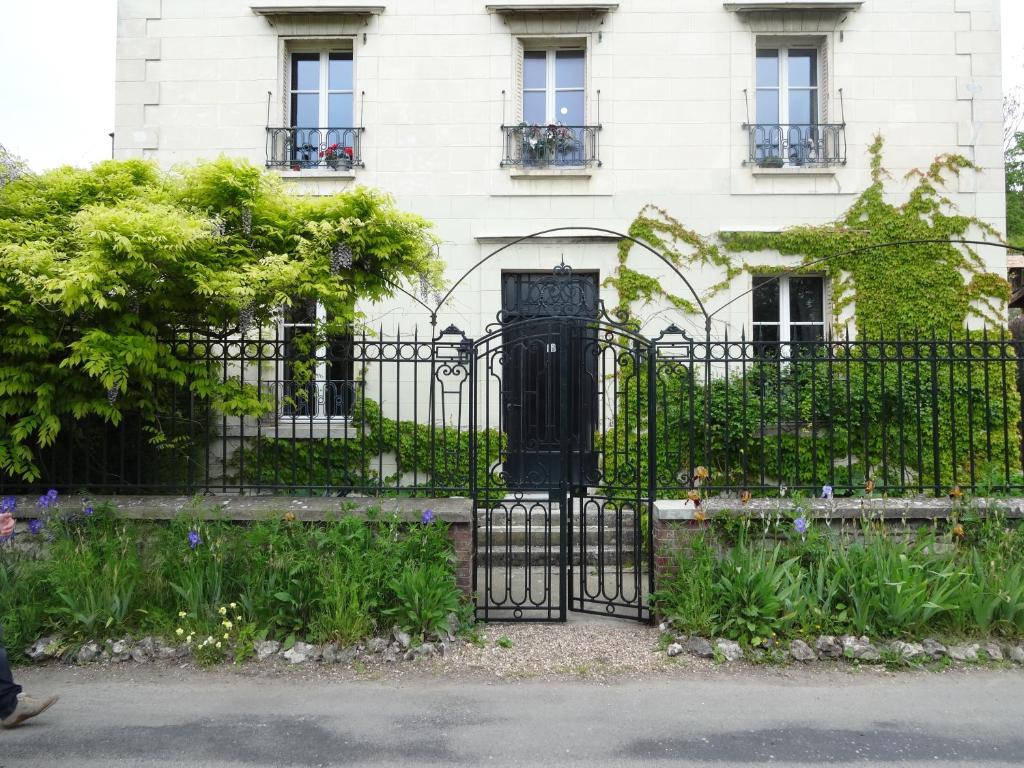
[[469, 261, 656, 622]]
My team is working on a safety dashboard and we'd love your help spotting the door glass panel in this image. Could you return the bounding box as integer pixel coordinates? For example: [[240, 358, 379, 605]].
[[791, 324, 825, 343], [292, 54, 319, 91], [788, 50, 817, 88], [555, 90, 584, 125], [523, 92, 546, 124], [752, 277, 780, 322], [789, 277, 824, 323], [756, 90, 780, 124], [555, 50, 584, 89], [328, 52, 353, 91], [291, 93, 319, 128], [756, 49, 779, 88], [524, 51, 546, 89], [788, 90, 816, 126], [328, 93, 353, 129]]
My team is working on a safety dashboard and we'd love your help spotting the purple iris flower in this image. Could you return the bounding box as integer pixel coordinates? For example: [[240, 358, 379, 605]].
[[46, 489, 58, 502], [794, 516, 809, 535], [84, 505, 94, 516], [422, 509, 435, 525], [0, 497, 14, 514], [187, 530, 201, 549], [822, 485, 834, 500], [36, 495, 51, 510], [29, 519, 43, 535]]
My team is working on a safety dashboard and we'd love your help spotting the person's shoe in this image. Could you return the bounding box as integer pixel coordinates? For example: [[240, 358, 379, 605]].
[[1, 694, 59, 728]]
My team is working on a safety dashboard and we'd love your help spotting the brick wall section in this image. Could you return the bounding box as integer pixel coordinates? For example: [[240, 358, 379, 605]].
[[447, 522, 474, 598]]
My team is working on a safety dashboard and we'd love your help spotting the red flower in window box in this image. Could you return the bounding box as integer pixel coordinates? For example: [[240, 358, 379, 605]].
[[320, 143, 354, 169]]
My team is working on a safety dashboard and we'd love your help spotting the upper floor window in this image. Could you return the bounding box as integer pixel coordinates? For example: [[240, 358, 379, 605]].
[[501, 44, 599, 169], [267, 46, 363, 171], [752, 275, 826, 350], [747, 43, 845, 168]]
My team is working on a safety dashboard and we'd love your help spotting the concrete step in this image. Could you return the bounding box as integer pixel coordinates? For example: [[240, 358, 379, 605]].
[[479, 525, 638, 547]]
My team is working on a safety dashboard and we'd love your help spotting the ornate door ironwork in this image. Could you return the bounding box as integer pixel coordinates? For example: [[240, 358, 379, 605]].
[[471, 262, 655, 623]]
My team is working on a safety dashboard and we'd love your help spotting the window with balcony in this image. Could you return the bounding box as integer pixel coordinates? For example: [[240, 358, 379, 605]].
[[752, 275, 827, 352], [266, 47, 363, 171], [746, 44, 845, 168], [280, 300, 356, 419], [502, 45, 600, 169]]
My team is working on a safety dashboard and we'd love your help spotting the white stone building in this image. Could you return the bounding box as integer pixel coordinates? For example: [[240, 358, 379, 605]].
[[114, 0, 1006, 344]]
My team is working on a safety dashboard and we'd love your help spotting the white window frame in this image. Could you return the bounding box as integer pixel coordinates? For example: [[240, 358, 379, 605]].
[[755, 44, 822, 126], [522, 47, 586, 124], [752, 275, 828, 345], [288, 48, 355, 128]]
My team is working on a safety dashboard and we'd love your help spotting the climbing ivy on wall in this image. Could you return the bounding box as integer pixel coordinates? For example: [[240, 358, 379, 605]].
[[608, 136, 1009, 332], [720, 136, 1009, 332], [607, 204, 740, 325]]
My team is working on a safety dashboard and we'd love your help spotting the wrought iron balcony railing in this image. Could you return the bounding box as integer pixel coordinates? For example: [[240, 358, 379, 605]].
[[744, 123, 846, 168], [500, 124, 601, 169], [266, 127, 364, 170]]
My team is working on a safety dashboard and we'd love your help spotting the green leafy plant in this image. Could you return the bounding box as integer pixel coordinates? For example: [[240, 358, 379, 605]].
[[383, 563, 461, 640]]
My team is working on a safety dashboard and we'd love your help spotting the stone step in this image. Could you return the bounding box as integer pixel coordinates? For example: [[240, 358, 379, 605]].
[[479, 525, 638, 547], [480, 545, 644, 566]]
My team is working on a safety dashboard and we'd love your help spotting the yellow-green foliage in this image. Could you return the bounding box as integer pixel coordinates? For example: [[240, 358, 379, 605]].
[[0, 158, 441, 481]]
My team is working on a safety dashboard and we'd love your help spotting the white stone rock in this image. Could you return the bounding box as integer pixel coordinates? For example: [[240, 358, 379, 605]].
[[393, 628, 412, 650], [369, 637, 388, 654], [686, 636, 714, 658], [815, 635, 842, 659], [715, 639, 743, 662], [25, 636, 59, 662], [282, 641, 316, 664], [922, 639, 948, 659], [1009, 646, 1024, 664], [666, 643, 684, 658], [255, 640, 281, 661], [888, 641, 926, 661], [790, 639, 817, 662], [984, 642, 1003, 661], [949, 644, 980, 662], [77, 641, 102, 664]]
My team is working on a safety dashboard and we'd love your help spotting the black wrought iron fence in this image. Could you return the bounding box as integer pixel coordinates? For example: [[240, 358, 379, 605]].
[[1, 325, 1021, 498]]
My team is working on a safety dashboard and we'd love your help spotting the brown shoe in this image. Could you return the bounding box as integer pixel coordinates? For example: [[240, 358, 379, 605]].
[[1, 694, 59, 728]]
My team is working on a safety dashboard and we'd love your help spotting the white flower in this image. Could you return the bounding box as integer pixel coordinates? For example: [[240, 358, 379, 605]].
[[229, 602, 237, 610], [223, 633, 230, 640], [176, 627, 184, 636], [215, 641, 222, 649], [222, 621, 233, 630], [178, 611, 187, 619], [218, 607, 227, 616]]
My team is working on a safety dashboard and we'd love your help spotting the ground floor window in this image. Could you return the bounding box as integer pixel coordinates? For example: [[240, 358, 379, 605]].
[[281, 300, 354, 418], [752, 275, 826, 347]]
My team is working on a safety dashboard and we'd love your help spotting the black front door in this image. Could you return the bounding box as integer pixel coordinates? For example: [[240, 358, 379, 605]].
[[500, 269, 598, 492]]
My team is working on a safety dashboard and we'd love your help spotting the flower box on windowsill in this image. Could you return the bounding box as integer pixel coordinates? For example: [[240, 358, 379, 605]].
[[757, 156, 786, 169]]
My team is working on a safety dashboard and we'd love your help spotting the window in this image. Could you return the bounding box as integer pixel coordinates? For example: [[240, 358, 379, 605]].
[[281, 300, 355, 418], [752, 45, 830, 167], [503, 46, 596, 168], [523, 48, 585, 125], [288, 49, 356, 168], [756, 47, 818, 127], [752, 276, 826, 349]]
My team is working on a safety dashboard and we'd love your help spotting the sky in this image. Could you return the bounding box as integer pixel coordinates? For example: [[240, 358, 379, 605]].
[[0, 0, 1022, 171]]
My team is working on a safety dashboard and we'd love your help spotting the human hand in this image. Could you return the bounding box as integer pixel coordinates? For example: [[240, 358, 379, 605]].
[[0, 512, 14, 538]]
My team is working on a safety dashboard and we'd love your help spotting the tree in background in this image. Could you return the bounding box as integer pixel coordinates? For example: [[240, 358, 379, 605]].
[[1006, 91, 1024, 248], [0, 158, 441, 481]]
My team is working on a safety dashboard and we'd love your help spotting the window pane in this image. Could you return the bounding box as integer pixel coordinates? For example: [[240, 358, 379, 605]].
[[788, 50, 817, 88], [791, 324, 825, 343], [556, 50, 585, 89], [788, 89, 816, 125], [328, 93, 353, 128], [329, 52, 353, 91], [292, 54, 319, 91], [524, 91, 546, 124], [286, 299, 317, 324], [291, 93, 319, 127], [789, 277, 824, 323], [756, 89, 780, 124], [756, 49, 779, 88], [752, 277, 780, 322], [524, 51, 546, 90], [555, 90, 584, 125]]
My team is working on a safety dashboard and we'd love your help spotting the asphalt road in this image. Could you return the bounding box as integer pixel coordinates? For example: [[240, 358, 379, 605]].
[[3, 666, 1023, 767]]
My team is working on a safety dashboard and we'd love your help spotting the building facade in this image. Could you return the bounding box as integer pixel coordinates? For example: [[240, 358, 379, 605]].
[[114, 0, 1007, 342]]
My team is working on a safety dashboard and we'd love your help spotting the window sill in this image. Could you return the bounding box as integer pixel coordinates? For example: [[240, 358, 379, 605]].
[[507, 167, 594, 179], [276, 168, 357, 180], [749, 166, 841, 177], [224, 421, 358, 439]]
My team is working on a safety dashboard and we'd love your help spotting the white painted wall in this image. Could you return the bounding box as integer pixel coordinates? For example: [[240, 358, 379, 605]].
[[115, 0, 1007, 341]]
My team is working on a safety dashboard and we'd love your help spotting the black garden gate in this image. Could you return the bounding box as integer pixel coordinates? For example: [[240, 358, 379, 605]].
[[470, 262, 656, 622]]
